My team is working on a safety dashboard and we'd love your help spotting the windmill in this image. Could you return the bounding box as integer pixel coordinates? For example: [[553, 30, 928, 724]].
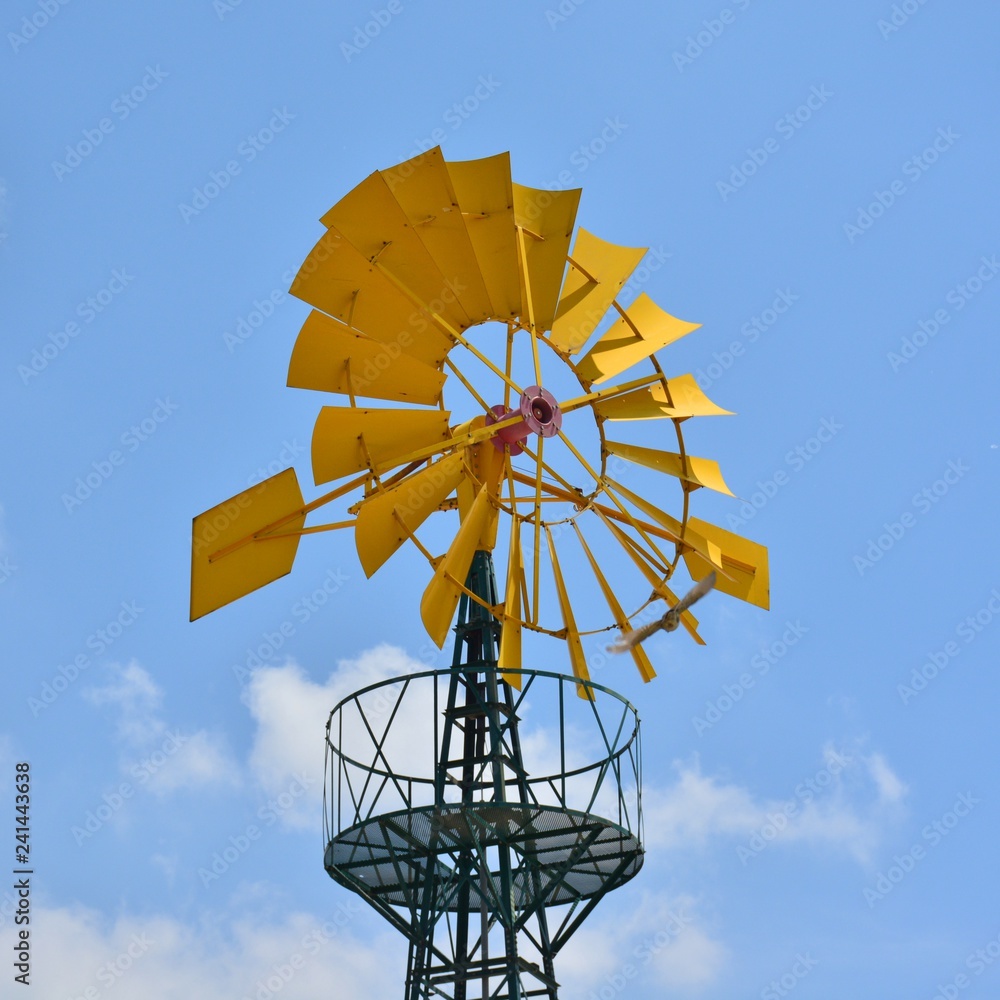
[[190, 148, 768, 1000]]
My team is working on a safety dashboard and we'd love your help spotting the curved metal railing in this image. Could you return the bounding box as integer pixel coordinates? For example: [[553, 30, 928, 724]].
[[323, 667, 642, 851]]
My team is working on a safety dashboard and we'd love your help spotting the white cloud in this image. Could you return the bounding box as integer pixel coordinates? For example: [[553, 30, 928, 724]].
[[245, 645, 439, 829], [84, 661, 240, 793], [85, 660, 163, 742], [867, 751, 908, 803], [642, 749, 907, 863], [142, 729, 241, 796], [643, 762, 766, 847], [12, 903, 401, 1000], [556, 893, 728, 997]]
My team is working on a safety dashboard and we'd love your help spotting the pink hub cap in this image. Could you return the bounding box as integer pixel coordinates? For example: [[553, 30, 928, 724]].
[[487, 386, 563, 456]]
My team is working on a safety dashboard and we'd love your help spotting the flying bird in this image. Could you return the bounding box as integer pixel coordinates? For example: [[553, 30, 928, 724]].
[[607, 572, 717, 653]]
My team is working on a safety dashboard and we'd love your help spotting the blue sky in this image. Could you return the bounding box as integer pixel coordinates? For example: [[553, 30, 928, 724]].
[[2, 2, 1000, 998]]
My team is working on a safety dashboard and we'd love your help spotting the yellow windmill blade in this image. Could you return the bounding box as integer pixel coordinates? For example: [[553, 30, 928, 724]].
[[310, 407, 452, 485], [593, 374, 733, 421], [455, 427, 507, 553], [545, 526, 592, 698], [683, 517, 770, 610], [290, 225, 452, 368], [446, 151, 521, 321], [512, 184, 581, 333], [605, 440, 735, 496], [549, 229, 647, 355], [320, 169, 474, 334], [190, 469, 306, 621], [421, 486, 497, 648], [574, 294, 701, 385], [190, 466, 369, 621], [354, 454, 466, 578], [288, 310, 446, 405], [498, 518, 525, 688], [378, 146, 494, 325]]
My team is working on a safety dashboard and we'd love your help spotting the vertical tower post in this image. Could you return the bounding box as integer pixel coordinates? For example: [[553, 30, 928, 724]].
[[406, 549, 557, 1000]]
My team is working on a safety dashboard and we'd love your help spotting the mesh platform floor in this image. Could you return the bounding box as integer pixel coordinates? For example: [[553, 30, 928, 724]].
[[325, 803, 643, 909]]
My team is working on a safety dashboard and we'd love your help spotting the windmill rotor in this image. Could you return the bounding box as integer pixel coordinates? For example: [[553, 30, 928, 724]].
[[191, 146, 768, 687]]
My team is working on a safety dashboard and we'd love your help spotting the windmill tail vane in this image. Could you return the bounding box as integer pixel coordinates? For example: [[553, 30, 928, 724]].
[[189, 146, 769, 1000]]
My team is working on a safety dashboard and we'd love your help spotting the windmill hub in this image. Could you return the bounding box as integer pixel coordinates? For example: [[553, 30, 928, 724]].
[[487, 385, 562, 456]]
